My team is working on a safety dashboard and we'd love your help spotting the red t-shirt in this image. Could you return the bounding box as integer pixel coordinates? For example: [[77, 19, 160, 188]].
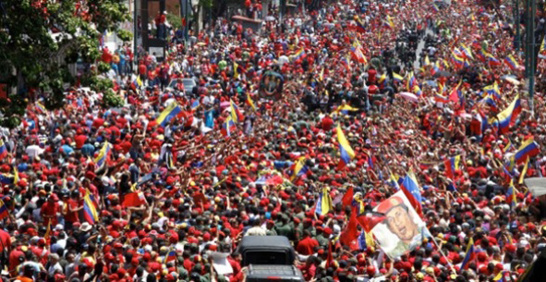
[[74, 134, 87, 149], [64, 199, 79, 223]]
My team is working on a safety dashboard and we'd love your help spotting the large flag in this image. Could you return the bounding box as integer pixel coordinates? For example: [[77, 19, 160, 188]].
[[122, 190, 147, 207], [400, 171, 423, 216], [156, 102, 182, 127], [336, 124, 356, 169], [315, 186, 333, 216], [369, 191, 428, 259], [94, 142, 112, 172], [0, 198, 9, 220], [495, 95, 522, 134], [514, 138, 540, 164], [342, 186, 354, 207], [83, 189, 99, 224]]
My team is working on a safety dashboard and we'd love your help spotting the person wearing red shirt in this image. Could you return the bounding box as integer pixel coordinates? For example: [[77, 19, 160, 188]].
[[74, 131, 87, 149], [41, 194, 60, 226], [296, 231, 319, 255], [64, 191, 82, 230]]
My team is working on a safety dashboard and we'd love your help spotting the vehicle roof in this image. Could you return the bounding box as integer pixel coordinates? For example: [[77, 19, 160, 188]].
[[239, 236, 292, 249]]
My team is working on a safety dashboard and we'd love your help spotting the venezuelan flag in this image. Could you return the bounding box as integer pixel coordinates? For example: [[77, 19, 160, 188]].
[[406, 72, 417, 91], [230, 99, 244, 123], [514, 138, 540, 164], [400, 171, 423, 215], [221, 116, 236, 137], [495, 95, 521, 134], [36, 102, 47, 114], [94, 142, 112, 171], [0, 198, 9, 220], [432, 2, 440, 12], [460, 43, 473, 60], [336, 124, 355, 170], [0, 140, 7, 159], [354, 15, 366, 33], [191, 99, 200, 111], [294, 47, 306, 60], [341, 56, 351, 71], [487, 53, 502, 66], [156, 102, 182, 127], [476, 48, 488, 62], [136, 75, 143, 87], [351, 41, 367, 64], [430, 61, 440, 76], [83, 190, 99, 224], [315, 186, 333, 216], [484, 82, 500, 99], [333, 104, 359, 115], [504, 55, 519, 70], [424, 55, 430, 66], [451, 52, 466, 69], [378, 73, 387, 88], [444, 155, 461, 179], [164, 248, 177, 263], [506, 181, 517, 207], [460, 238, 476, 269], [383, 16, 394, 29], [393, 72, 404, 83], [503, 139, 513, 153], [290, 156, 309, 181], [519, 157, 529, 184], [246, 94, 257, 111]]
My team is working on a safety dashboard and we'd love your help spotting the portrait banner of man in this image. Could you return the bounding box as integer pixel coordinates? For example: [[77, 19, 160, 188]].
[[371, 191, 430, 259]]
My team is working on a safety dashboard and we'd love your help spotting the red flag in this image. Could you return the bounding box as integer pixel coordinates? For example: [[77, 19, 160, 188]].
[[326, 240, 333, 268], [356, 213, 386, 233], [339, 210, 359, 247], [181, 17, 186, 27], [342, 186, 354, 207], [121, 191, 146, 207]]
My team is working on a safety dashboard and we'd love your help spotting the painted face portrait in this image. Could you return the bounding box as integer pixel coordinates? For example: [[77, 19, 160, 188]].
[[384, 204, 419, 244]]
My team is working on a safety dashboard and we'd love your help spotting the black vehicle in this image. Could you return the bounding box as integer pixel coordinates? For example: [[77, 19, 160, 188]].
[[237, 236, 296, 266]]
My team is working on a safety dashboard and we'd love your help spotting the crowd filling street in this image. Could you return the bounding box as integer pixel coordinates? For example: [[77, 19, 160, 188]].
[[2, 0, 546, 281]]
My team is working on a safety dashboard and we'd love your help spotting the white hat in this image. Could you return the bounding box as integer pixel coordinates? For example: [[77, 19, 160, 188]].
[[80, 222, 92, 232]]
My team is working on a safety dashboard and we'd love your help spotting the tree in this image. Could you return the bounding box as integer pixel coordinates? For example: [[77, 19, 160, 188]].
[[0, 0, 130, 128]]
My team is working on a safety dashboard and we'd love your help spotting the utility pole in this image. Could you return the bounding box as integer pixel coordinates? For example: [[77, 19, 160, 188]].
[[525, 0, 536, 112], [515, 0, 521, 51]]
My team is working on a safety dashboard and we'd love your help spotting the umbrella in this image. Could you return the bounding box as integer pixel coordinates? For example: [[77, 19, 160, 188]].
[[398, 92, 419, 102]]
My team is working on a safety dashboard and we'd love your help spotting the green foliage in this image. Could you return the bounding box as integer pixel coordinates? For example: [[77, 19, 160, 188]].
[[0, 0, 130, 128], [117, 29, 133, 42], [92, 78, 114, 93], [102, 89, 125, 108], [166, 13, 183, 30], [98, 62, 111, 73]]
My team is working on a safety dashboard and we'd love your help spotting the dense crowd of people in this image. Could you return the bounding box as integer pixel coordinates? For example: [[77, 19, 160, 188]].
[[1, 0, 546, 281]]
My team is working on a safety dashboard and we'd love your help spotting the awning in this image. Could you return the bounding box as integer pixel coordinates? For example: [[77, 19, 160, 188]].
[[524, 177, 546, 197]]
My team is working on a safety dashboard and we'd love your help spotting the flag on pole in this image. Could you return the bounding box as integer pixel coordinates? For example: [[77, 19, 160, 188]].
[[336, 124, 356, 169]]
